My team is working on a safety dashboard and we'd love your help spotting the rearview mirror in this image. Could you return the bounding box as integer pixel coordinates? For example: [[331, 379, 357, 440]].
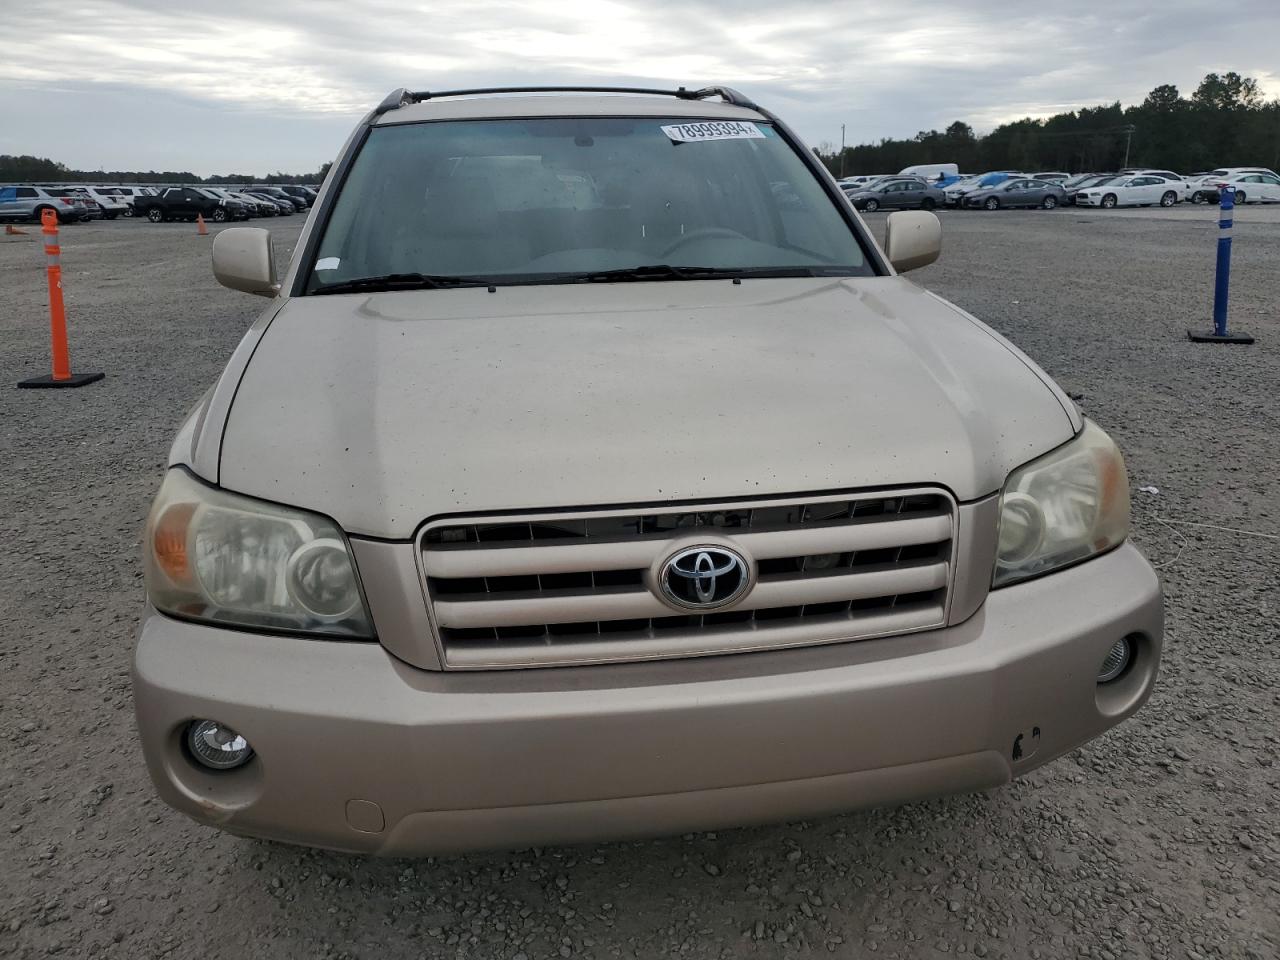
[[212, 227, 278, 297], [884, 211, 941, 273]]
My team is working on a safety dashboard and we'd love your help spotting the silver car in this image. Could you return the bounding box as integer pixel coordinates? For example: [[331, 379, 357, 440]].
[[0, 184, 92, 223], [132, 85, 1162, 855], [843, 178, 946, 211]]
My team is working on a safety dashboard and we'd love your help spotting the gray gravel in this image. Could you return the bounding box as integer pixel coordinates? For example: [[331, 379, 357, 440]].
[[1, 209, 1277, 959]]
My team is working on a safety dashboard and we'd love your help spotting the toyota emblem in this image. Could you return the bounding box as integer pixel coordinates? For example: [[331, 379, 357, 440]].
[[658, 545, 751, 610]]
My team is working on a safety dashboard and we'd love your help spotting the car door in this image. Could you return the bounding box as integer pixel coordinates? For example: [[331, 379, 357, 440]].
[[1001, 179, 1028, 206], [1256, 173, 1280, 201], [1131, 177, 1160, 205], [895, 180, 925, 208], [0, 186, 17, 219], [870, 183, 901, 209], [1022, 179, 1049, 205], [13, 186, 40, 218]]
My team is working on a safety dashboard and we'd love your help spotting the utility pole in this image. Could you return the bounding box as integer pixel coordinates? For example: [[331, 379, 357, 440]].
[[840, 124, 846, 177], [1121, 124, 1136, 168]]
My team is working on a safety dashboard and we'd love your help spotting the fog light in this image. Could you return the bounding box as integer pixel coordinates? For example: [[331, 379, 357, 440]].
[[1097, 638, 1132, 683], [186, 720, 253, 770]]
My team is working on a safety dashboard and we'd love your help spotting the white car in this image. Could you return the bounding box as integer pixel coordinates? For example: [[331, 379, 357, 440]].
[[1207, 171, 1280, 204], [1121, 169, 1192, 201], [1074, 175, 1182, 209], [1188, 168, 1278, 203], [81, 187, 132, 219]]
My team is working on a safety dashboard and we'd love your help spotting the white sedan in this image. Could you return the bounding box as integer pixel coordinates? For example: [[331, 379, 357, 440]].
[[1075, 175, 1182, 209], [1213, 171, 1280, 204]]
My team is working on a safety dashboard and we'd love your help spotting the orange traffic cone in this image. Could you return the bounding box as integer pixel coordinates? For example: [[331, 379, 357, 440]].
[[5, 224, 29, 235], [196, 213, 208, 236]]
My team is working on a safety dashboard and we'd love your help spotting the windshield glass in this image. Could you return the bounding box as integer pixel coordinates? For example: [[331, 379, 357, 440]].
[[307, 116, 869, 290]]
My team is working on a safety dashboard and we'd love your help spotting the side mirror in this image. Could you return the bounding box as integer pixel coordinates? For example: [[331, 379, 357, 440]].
[[212, 227, 278, 297], [884, 210, 941, 273]]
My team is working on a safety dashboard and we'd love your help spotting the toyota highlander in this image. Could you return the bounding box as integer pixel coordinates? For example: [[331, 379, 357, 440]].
[[132, 85, 1163, 855]]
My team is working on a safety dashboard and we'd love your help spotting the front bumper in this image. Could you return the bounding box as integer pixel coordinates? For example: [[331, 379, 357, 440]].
[[133, 542, 1162, 855]]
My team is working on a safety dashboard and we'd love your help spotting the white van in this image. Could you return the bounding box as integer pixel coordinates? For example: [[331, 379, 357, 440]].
[[898, 163, 959, 181]]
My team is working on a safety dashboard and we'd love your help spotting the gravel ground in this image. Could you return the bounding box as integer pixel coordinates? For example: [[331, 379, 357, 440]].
[[1, 208, 1277, 960]]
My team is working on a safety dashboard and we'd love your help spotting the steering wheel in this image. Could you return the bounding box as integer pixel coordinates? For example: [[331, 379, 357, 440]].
[[659, 227, 749, 257]]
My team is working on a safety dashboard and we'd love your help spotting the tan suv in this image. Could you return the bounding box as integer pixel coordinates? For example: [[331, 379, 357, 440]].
[[132, 85, 1163, 855]]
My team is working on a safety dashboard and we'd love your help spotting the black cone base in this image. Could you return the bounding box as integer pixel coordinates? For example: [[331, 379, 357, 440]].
[[1187, 329, 1254, 344], [17, 371, 106, 389]]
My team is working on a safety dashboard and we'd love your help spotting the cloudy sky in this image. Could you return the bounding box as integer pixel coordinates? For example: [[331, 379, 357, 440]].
[[3, 0, 1277, 176]]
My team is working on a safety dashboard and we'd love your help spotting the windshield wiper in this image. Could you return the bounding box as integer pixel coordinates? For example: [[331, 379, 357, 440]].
[[572, 264, 818, 283], [312, 272, 488, 295]]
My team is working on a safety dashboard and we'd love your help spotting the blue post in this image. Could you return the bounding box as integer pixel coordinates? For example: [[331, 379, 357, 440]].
[[1188, 185, 1254, 343], [1211, 187, 1233, 335]]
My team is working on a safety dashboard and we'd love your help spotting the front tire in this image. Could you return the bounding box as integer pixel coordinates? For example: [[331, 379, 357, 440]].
[[211, 207, 228, 223], [1160, 191, 1177, 207], [1041, 195, 1058, 209], [146, 207, 164, 223], [1101, 194, 1118, 209], [863, 198, 879, 212], [984, 197, 1000, 211], [921, 197, 936, 210]]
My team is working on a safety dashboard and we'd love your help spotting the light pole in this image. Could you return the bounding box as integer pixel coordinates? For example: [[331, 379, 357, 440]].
[[840, 124, 846, 177]]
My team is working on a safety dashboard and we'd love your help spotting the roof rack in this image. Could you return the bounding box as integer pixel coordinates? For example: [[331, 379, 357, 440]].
[[373, 85, 758, 116]]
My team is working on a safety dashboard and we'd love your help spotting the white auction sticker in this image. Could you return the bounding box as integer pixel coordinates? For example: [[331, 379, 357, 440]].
[[661, 121, 766, 143]]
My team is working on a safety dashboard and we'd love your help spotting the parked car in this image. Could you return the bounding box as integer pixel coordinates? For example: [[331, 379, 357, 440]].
[[133, 186, 248, 223], [854, 175, 926, 192], [844, 178, 946, 211], [81, 186, 133, 219], [944, 171, 1021, 206], [203, 187, 263, 217], [1030, 171, 1071, 182], [71, 187, 128, 220], [231, 191, 277, 216], [962, 178, 1067, 210], [279, 185, 316, 207], [1074, 175, 1182, 209], [246, 191, 295, 215], [110, 186, 155, 214], [898, 162, 959, 181], [132, 83, 1162, 855], [67, 188, 104, 219], [1209, 171, 1280, 204], [250, 185, 307, 211], [1063, 174, 1120, 204], [1123, 169, 1192, 201], [0, 185, 92, 223], [838, 175, 881, 190]]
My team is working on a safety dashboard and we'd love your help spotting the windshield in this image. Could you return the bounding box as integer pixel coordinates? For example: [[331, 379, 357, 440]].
[[307, 116, 869, 291]]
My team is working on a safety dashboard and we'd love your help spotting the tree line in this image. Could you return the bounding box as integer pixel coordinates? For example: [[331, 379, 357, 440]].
[[819, 72, 1280, 177], [0, 155, 332, 185]]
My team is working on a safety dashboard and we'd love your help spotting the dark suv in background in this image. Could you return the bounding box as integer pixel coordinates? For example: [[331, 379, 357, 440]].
[[251, 186, 308, 211]]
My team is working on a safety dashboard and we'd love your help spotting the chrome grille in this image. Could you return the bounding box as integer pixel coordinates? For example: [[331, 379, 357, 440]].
[[419, 490, 956, 669]]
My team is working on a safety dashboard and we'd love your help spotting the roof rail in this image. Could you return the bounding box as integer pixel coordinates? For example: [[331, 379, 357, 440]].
[[380, 85, 759, 112], [373, 87, 413, 116]]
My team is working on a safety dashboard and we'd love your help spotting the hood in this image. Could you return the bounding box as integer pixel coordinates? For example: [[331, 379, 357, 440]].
[[217, 277, 1076, 539]]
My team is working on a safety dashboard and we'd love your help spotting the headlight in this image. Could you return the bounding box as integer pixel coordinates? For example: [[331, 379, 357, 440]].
[[993, 420, 1130, 587], [144, 468, 374, 637]]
